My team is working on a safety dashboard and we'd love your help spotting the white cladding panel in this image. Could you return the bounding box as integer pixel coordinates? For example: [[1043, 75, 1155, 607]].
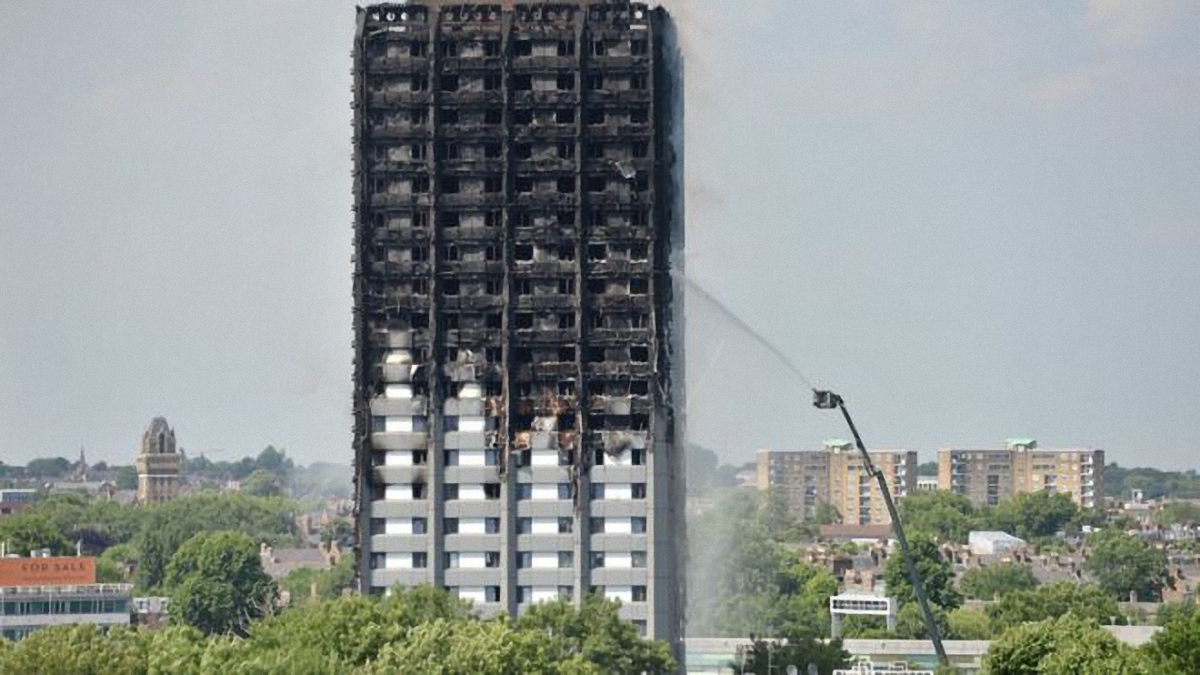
[[384, 384, 413, 399], [385, 484, 416, 501], [459, 518, 487, 535], [531, 586, 559, 603], [384, 416, 415, 433], [459, 417, 486, 432], [531, 484, 560, 501], [458, 587, 487, 603], [531, 450, 559, 467], [384, 519, 412, 535], [384, 451, 413, 466], [606, 552, 633, 569], [606, 586, 633, 603], [531, 517, 559, 535], [605, 517, 633, 534], [459, 484, 486, 501], [459, 450, 488, 467], [458, 552, 487, 569], [605, 484, 633, 500], [385, 553, 412, 569], [531, 552, 559, 569]]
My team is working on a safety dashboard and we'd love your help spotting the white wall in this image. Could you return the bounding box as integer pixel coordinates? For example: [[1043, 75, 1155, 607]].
[[458, 587, 487, 603], [605, 483, 633, 500], [384, 553, 412, 569], [605, 517, 633, 534], [384, 484, 416, 500], [531, 517, 559, 534], [384, 518, 412, 535], [531, 449, 558, 467], [384, 450, 412, 466], [531, 586, 559, 603], [384, 384, 413, 399], [530, 484, 561, 501], [459, 517, 486, 535], [459, 484, 486, 501], [459, 450, 488, 467], [530, 552, 559, 569], [606, 552, 633, 569], [606, 586, 633, 603]]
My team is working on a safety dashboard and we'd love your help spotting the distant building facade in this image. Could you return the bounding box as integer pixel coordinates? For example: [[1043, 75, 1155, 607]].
[[757, 440, 917, 524], [136, 417, 182, 504], [0, 555, 131, 640], [937, 439, 1103, 509]]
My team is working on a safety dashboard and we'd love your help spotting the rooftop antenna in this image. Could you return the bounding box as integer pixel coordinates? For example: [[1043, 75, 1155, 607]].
[[812, 389, 948, 666]]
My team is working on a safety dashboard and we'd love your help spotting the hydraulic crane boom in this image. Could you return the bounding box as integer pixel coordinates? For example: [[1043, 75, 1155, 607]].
[[812, 390, 949, 666]]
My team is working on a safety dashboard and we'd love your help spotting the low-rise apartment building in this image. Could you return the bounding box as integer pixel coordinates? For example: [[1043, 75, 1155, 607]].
[[937, 439, 1103, 509]]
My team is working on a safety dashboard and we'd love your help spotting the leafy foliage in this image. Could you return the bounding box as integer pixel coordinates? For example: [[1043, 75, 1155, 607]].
[[958, 563, 1039, 601], [986, 582, 1123, 633], [1084, 529, 1169, 601], [1105, 463, 1200, 500], [882, 533, 962, 610], [946, 607, 992, 639], [165, 531, 276, 636], [0, 587, 672, 674], [898, 491, 978, 544], [279, 556, 355, 604], [1144, 606, 1200, 674], [983, 614, 1151, 674], [985, 491, 1078, 541]]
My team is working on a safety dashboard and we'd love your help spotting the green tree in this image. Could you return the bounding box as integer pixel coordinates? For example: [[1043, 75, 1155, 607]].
[[249, 586, 473, 667], [517, 594, 675, 673], [735, 635, 851, 675], [0, 513, 71, 555], [916, 461, 939, 476], [255, 446, 293, 474], [320, 518, 355, 548], [987, 582, 1123, 633], [882, 533, 962, 610], [986, 491, 1078, 540], [115, 465, 138, 490], [947, 607, 992, 640], [0, 624, 148, 673], [165, 530, 276, 636], [1157, 501, 1200, 527], [958, 563, 1039, 600], [897, 491, 978, 544], [894, 602, 951, 640], [1144, 607, 1200, 674], [983, 614, 1151, 674], [370, 618, 589, 675], [1154, 601, 1198, 627], [26, 456, 71, 478], [813, 502, 842, 525], [1084, 529, 1169, 601], [240, 469, 285, 498]]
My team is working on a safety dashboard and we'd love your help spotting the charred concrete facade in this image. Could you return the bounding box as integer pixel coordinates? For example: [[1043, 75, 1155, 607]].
[[351, 1, 684, 645]]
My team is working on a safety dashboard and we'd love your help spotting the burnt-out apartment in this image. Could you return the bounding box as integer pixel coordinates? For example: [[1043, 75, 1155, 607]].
[[351, 1, 684, 644]]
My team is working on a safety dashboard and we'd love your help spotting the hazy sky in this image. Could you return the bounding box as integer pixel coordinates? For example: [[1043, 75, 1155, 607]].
[[2, 1, 1199, 470]]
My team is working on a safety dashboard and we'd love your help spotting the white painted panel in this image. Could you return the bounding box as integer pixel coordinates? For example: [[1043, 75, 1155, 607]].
[[385, 553, 412, 569], [531, 484, 560, 501], [385, 484, 414, 501], [384, 451, 412, 466], [459, 518, 486, 535], [531, 517, 559, 535], [459, 450, 487, 467], [607, 552, 633, 569], [459, 383, 483, 399], [605, 586, 633, 603], [531, 552, 558, 569], [458, 552, 487, 569], [531, 586, 559, 603], [609, 450, 635, 466], [385, 519, 412, 535], [385, 416, 415, 433], [385, 384, 413, 399], [605, 517, 633, 534], [458, 587, 486, 603], [531, 450, 559, 467], [605, 484, 633, 500], [385, 350, 411, 364], [459, 485, 486, 501], [459, 417, 486, 432]]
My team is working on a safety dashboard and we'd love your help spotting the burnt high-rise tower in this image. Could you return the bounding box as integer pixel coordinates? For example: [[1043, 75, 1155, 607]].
[[351, 1, 684, 644]]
